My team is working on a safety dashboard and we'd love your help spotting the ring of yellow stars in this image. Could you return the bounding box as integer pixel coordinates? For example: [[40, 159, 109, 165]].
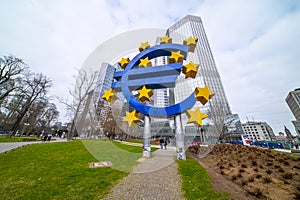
[[123, 110, 140, 127], [102, 88, 117, 104], [138, 57, 152, 68], [160, 35, 172, 44], [139, 41, 150, 52], [182, 61, 199, 78], [118, 57, 130, 69], [186, 107, 208, 127], [194, 85, 215, 105], [137, 85, 153, 102], [169, 51, 184, 63], [183, 36, 198, 52]]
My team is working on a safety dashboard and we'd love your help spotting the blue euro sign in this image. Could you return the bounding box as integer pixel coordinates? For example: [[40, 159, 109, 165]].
[[112, 43, 196, 117]]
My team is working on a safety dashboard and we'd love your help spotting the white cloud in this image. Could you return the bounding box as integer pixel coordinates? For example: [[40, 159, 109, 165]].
[[0, 0, 299, 133]]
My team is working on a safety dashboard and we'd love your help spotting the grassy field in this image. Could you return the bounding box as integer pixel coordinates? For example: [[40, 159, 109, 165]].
[[0, 139, 228, 199], [177, 155, 228, 200], [0, 140, 143, 199]]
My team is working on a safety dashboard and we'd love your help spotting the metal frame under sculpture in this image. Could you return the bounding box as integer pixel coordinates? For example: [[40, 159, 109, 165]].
[[102, 35, 215, 160]]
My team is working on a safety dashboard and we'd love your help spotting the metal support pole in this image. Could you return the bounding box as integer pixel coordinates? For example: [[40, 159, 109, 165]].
[[175, 114, 186, 160], [143, 115, 151, 158]]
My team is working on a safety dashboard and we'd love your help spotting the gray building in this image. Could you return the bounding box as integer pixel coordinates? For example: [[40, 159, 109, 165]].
[[286, 88, 300, 134], [166, 15, 243, 140], [242, 121, 275, 141]]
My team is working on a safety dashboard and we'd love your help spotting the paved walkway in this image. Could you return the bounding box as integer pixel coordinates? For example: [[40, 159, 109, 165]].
[[0, 137, 67, 154], [103, 148, 185, 200]]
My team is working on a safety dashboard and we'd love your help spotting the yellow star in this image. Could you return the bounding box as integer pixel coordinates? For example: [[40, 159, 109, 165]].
[[123, 110, 140, 127], [183, 36, 198, 52], [194, 85, 215, 105], [137, 85, 153, 102], [138, 57, 152, 68], [186, 107, 207, 127], [160, 35, 172, 44], [169, 51, 184, 63], [102, 88, 117, 104], [139, 41, 150, 52], [182, 61, 199, 78], [118, 57, 130, 69]]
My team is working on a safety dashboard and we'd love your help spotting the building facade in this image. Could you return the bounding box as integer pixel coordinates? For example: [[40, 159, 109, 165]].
[[242, 121, 275, 141], [166, 15, 243, 140], [286, 88, 300, 134]]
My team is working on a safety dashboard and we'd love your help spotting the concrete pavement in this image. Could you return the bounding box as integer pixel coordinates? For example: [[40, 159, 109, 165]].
[[0, 137, 67, 154]]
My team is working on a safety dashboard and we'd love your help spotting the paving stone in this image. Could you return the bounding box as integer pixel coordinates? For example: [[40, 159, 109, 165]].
[[103, 149, 185, 200]]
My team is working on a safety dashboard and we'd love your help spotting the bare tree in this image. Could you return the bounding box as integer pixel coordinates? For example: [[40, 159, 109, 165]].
[[0, 55, 27, 103], [208, 102, 227, 142], [58, 69, 99, 140], [9, 73, 52, 137], [30, 101, 59, 134]]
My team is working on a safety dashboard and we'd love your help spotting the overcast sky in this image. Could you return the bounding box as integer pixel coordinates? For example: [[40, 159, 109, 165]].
[[0, 0, 299, 134]]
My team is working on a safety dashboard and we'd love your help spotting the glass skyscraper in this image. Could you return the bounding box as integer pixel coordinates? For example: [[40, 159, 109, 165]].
[[166, 15, 243, 139], [167, 15, 231, 116]]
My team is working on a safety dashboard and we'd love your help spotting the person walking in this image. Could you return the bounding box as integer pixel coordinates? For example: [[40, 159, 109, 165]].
[[164, 138, 168, 150], [159, 138, 164, 149]]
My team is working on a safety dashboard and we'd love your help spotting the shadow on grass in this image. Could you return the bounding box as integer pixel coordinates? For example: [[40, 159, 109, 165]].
[[82, 140, 141, 173]]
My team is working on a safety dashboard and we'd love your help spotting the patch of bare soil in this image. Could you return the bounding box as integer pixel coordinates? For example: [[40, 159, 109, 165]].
[[188, 144, 300, 200]]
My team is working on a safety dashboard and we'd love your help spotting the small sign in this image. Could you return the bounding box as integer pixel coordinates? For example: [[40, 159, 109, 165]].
[[89, 161, 112, 168]]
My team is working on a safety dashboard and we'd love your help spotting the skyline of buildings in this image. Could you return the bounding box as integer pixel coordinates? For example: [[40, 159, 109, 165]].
[[74, 14, 298, 139]]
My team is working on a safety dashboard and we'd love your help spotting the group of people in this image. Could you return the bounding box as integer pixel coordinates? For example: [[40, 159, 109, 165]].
[[159, 138, 169, 150], [42, 134, 52, 142]]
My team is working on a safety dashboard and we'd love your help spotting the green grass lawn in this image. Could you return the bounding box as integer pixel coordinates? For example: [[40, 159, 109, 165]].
[[0, 139, 226, 199], [0, 140, 143, 199], [177, 154, 228, 200]]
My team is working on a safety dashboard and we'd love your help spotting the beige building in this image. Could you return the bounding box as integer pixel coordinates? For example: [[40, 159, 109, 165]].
[[242, 121, 275, 141]]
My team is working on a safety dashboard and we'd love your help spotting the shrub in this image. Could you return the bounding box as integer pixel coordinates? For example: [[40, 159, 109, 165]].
[[254, 168, 258, 172], [262, 176, 272, 184], [248, 187, 263, 198], [252, 160, 257, 166], [231, 175, 237, 180], [267, 162, 273, 166], [239, 168, 245, 173], [274, 164, 280, 169], [259, 165, 264, 169], [248, 177, 254, 182], [278, 166, 284, 173], [256, 174, 262, 179], [241, 163, 247, 168], [266, 169, 272, 174], [293, 165, 300, 170], [241, 180, 248, 186], [294, 191, 300, 200], [283, 161, 290, 166], [282, 172, 293, 179]]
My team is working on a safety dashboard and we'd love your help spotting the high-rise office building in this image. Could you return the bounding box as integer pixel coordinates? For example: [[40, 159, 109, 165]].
[[167, 15, 231, 116], [166, 15, 242, 139], [286, 88, 300, 134]]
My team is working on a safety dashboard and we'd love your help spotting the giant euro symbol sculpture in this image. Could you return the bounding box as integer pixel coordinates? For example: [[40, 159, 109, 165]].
[[102, 36, 215, 127]]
